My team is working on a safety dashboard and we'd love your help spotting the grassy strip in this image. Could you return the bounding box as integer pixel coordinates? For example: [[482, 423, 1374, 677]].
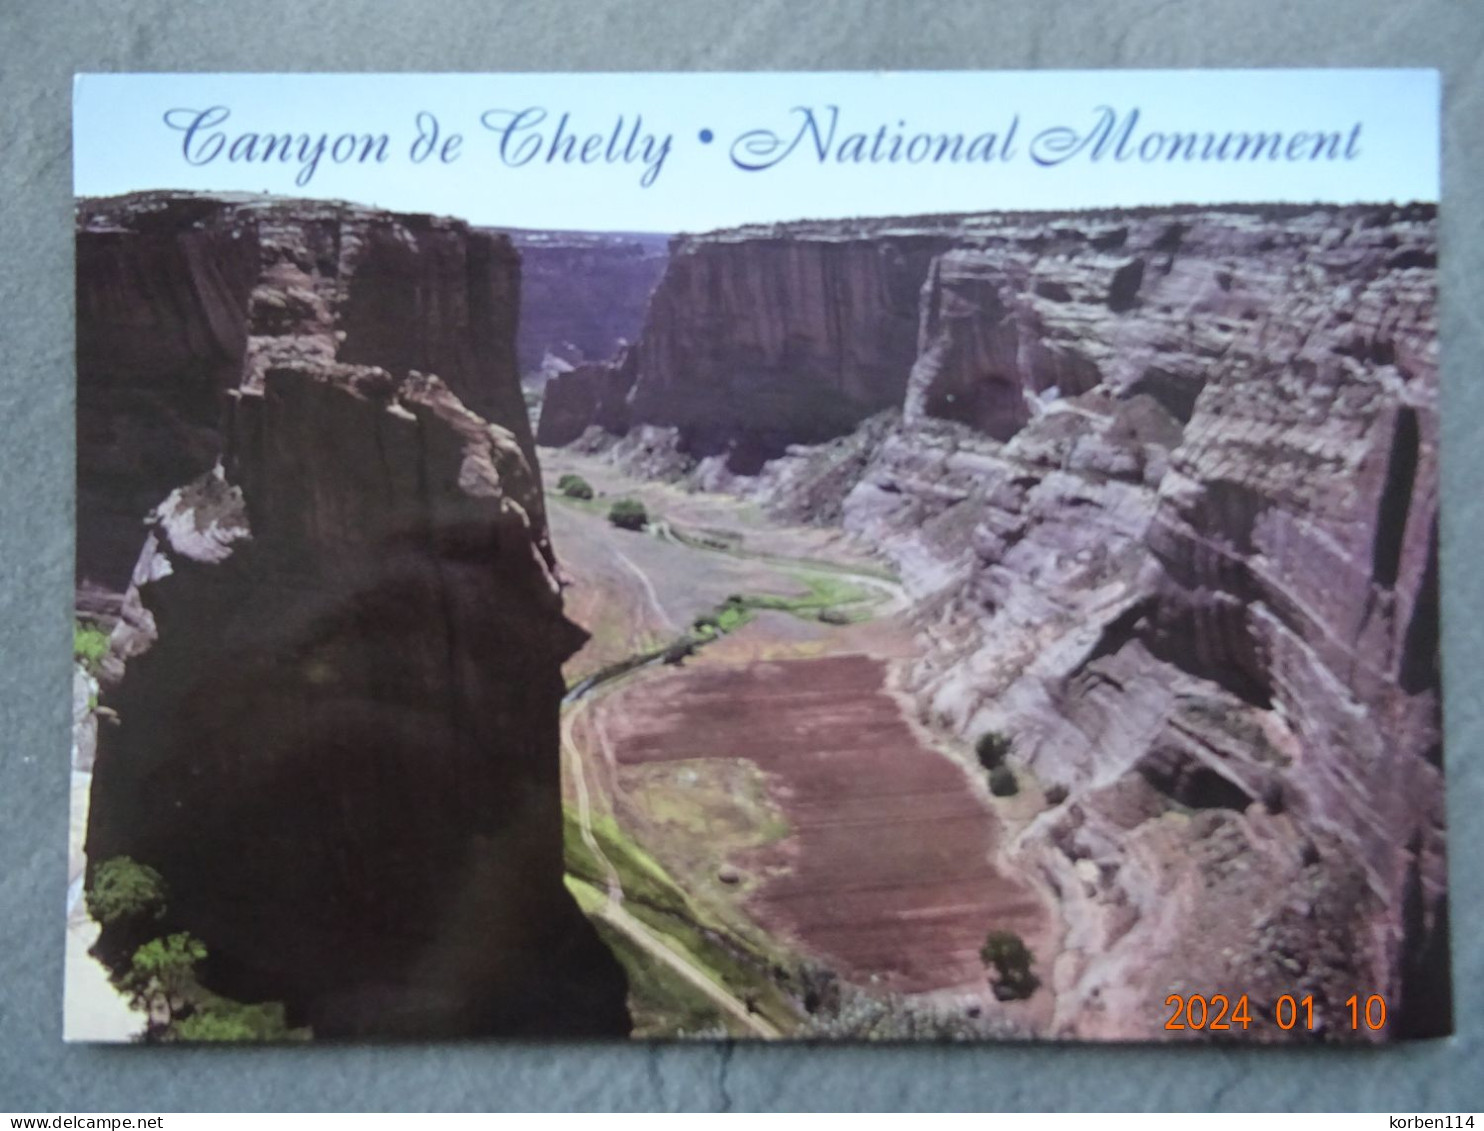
[[563, 808, 801, 1034], [567, 876, 739, 1038], [665, 523, 899, 583]]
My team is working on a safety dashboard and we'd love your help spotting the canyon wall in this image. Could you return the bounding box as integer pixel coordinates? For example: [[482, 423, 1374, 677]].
[[76, 192, 629, 1038], [842, 204, 1444, 1040], [550, 224, 960, 472], [589, 204, 1448, 1039], [505, 229, 668, 375]]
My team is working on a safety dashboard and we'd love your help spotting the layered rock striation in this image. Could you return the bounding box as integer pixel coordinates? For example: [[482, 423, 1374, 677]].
[[586, 203, 1448, 1039], [76, 192, 629, 1038], [542, 224, 960, 471]]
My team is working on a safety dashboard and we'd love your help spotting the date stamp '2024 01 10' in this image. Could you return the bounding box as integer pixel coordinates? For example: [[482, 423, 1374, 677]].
[[1164, 993, 1391, 1034]]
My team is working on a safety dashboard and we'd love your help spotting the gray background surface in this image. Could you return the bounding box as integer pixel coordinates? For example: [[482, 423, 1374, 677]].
[[2, 0, 1481, 1112]]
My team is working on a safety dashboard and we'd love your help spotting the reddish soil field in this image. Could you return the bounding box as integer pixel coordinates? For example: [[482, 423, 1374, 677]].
[[600, 652, 1048, 994]]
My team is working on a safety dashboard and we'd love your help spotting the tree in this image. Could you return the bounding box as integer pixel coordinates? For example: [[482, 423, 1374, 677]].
[[73, 621, 110, 674], [557, 473, 594, 500], [87, 856, 167, 928], [980, 929, 1039, 1001], [607, 498, 649, 531], [975, 730, 1013, 771], [123, 932, 207, 1029], [988, 765, 1019, 797]]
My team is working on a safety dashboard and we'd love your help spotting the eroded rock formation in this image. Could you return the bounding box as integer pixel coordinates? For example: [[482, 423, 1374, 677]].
[[76, 192, 629, 1038], [534, 349, 639, 447], [584, 203, 1448, 1040]]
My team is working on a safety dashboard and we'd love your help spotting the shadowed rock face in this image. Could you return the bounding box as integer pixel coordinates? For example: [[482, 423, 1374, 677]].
[[77, 192, 629, 1038], [626, 229, 959, 471], [506, 230, 668, 374], [614, 203, 1446, 1040], [535, 350, 640, 447], [78, 194, 540, 607]]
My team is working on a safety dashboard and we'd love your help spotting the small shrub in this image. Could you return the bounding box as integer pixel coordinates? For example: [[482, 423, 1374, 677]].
[[1044, 783, 1069, 806], [975, 730, 1013, 770], [661, 640, 695, 665], [607, 498, 649, 531], [87, 857, 167, 928], [980, 929, 1039, 1001], [557, 473, 594, 500], [715, 605, 748, 633], [74, 622, 110, 673], [817, 608, 851, 626], [988, 765, 1019, 797], [168, 998, 305, 1043]]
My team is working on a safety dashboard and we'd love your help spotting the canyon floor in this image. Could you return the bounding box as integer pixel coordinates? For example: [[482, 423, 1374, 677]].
[[543, 448, 1057, 1038]]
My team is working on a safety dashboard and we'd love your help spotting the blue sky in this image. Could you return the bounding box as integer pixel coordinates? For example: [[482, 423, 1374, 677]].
[[74, 71, 1439, 232]]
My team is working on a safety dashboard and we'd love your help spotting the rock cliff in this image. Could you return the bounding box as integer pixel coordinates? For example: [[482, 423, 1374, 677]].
[[622, 225, 959, 471], [592, 203, 1449, 1039], [76, 192, 629, 1038], [534, 349, 640, 447], [505, 229, 667, 375]]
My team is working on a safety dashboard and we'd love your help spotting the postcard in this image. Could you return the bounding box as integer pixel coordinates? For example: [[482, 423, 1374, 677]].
[[67, 70, 1446, 1043]]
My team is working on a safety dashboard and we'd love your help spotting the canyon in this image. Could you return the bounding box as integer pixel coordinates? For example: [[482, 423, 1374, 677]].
[[74, 192, 629, 1038], [539, 202, 1447, 1040], [503, 228, 667, 377], [69, 188, 1448, 1043]]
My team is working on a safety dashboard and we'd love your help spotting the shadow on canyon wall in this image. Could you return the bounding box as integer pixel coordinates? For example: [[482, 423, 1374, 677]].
[[75, 193, 630, 1039]]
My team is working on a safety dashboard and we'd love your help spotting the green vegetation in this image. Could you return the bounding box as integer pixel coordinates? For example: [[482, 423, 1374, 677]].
[[167, 997, 304, 1043], [118, 931, 306, 1042], [563, 808, 801, 1035], [662, 523, 900, 584], [988, 765, 1019, 797], [570, 879, 743, 1037], [608, 497, 649, 530], [557, 472, 595, 500], [975, 730, 1013, 771], [691, 597, 752, 639], [86, 857, 305, 1042], [626, 758, 790, 854], [685, 573, 877, 646], [121, 932, 207, 1026], [739, 572, 876, 622], [87, 856, 167, 928], [980, 929, 1040, 1001], [74, 621, 110, 674]]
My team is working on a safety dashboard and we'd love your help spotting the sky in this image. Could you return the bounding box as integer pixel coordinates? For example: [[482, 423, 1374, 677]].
[[73, 71, 1439, 233]]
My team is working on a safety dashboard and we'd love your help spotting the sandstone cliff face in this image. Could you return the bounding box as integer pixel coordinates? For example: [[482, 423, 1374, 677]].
[[77, 193, 629, 1038], [506, 230, 667, 374], [629, 204, 1445, 1039], [79, 194, 541, 607], [623, 227, 958, 471], [534, 349, 639, 448], [841, 204, 1446, 1040]]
